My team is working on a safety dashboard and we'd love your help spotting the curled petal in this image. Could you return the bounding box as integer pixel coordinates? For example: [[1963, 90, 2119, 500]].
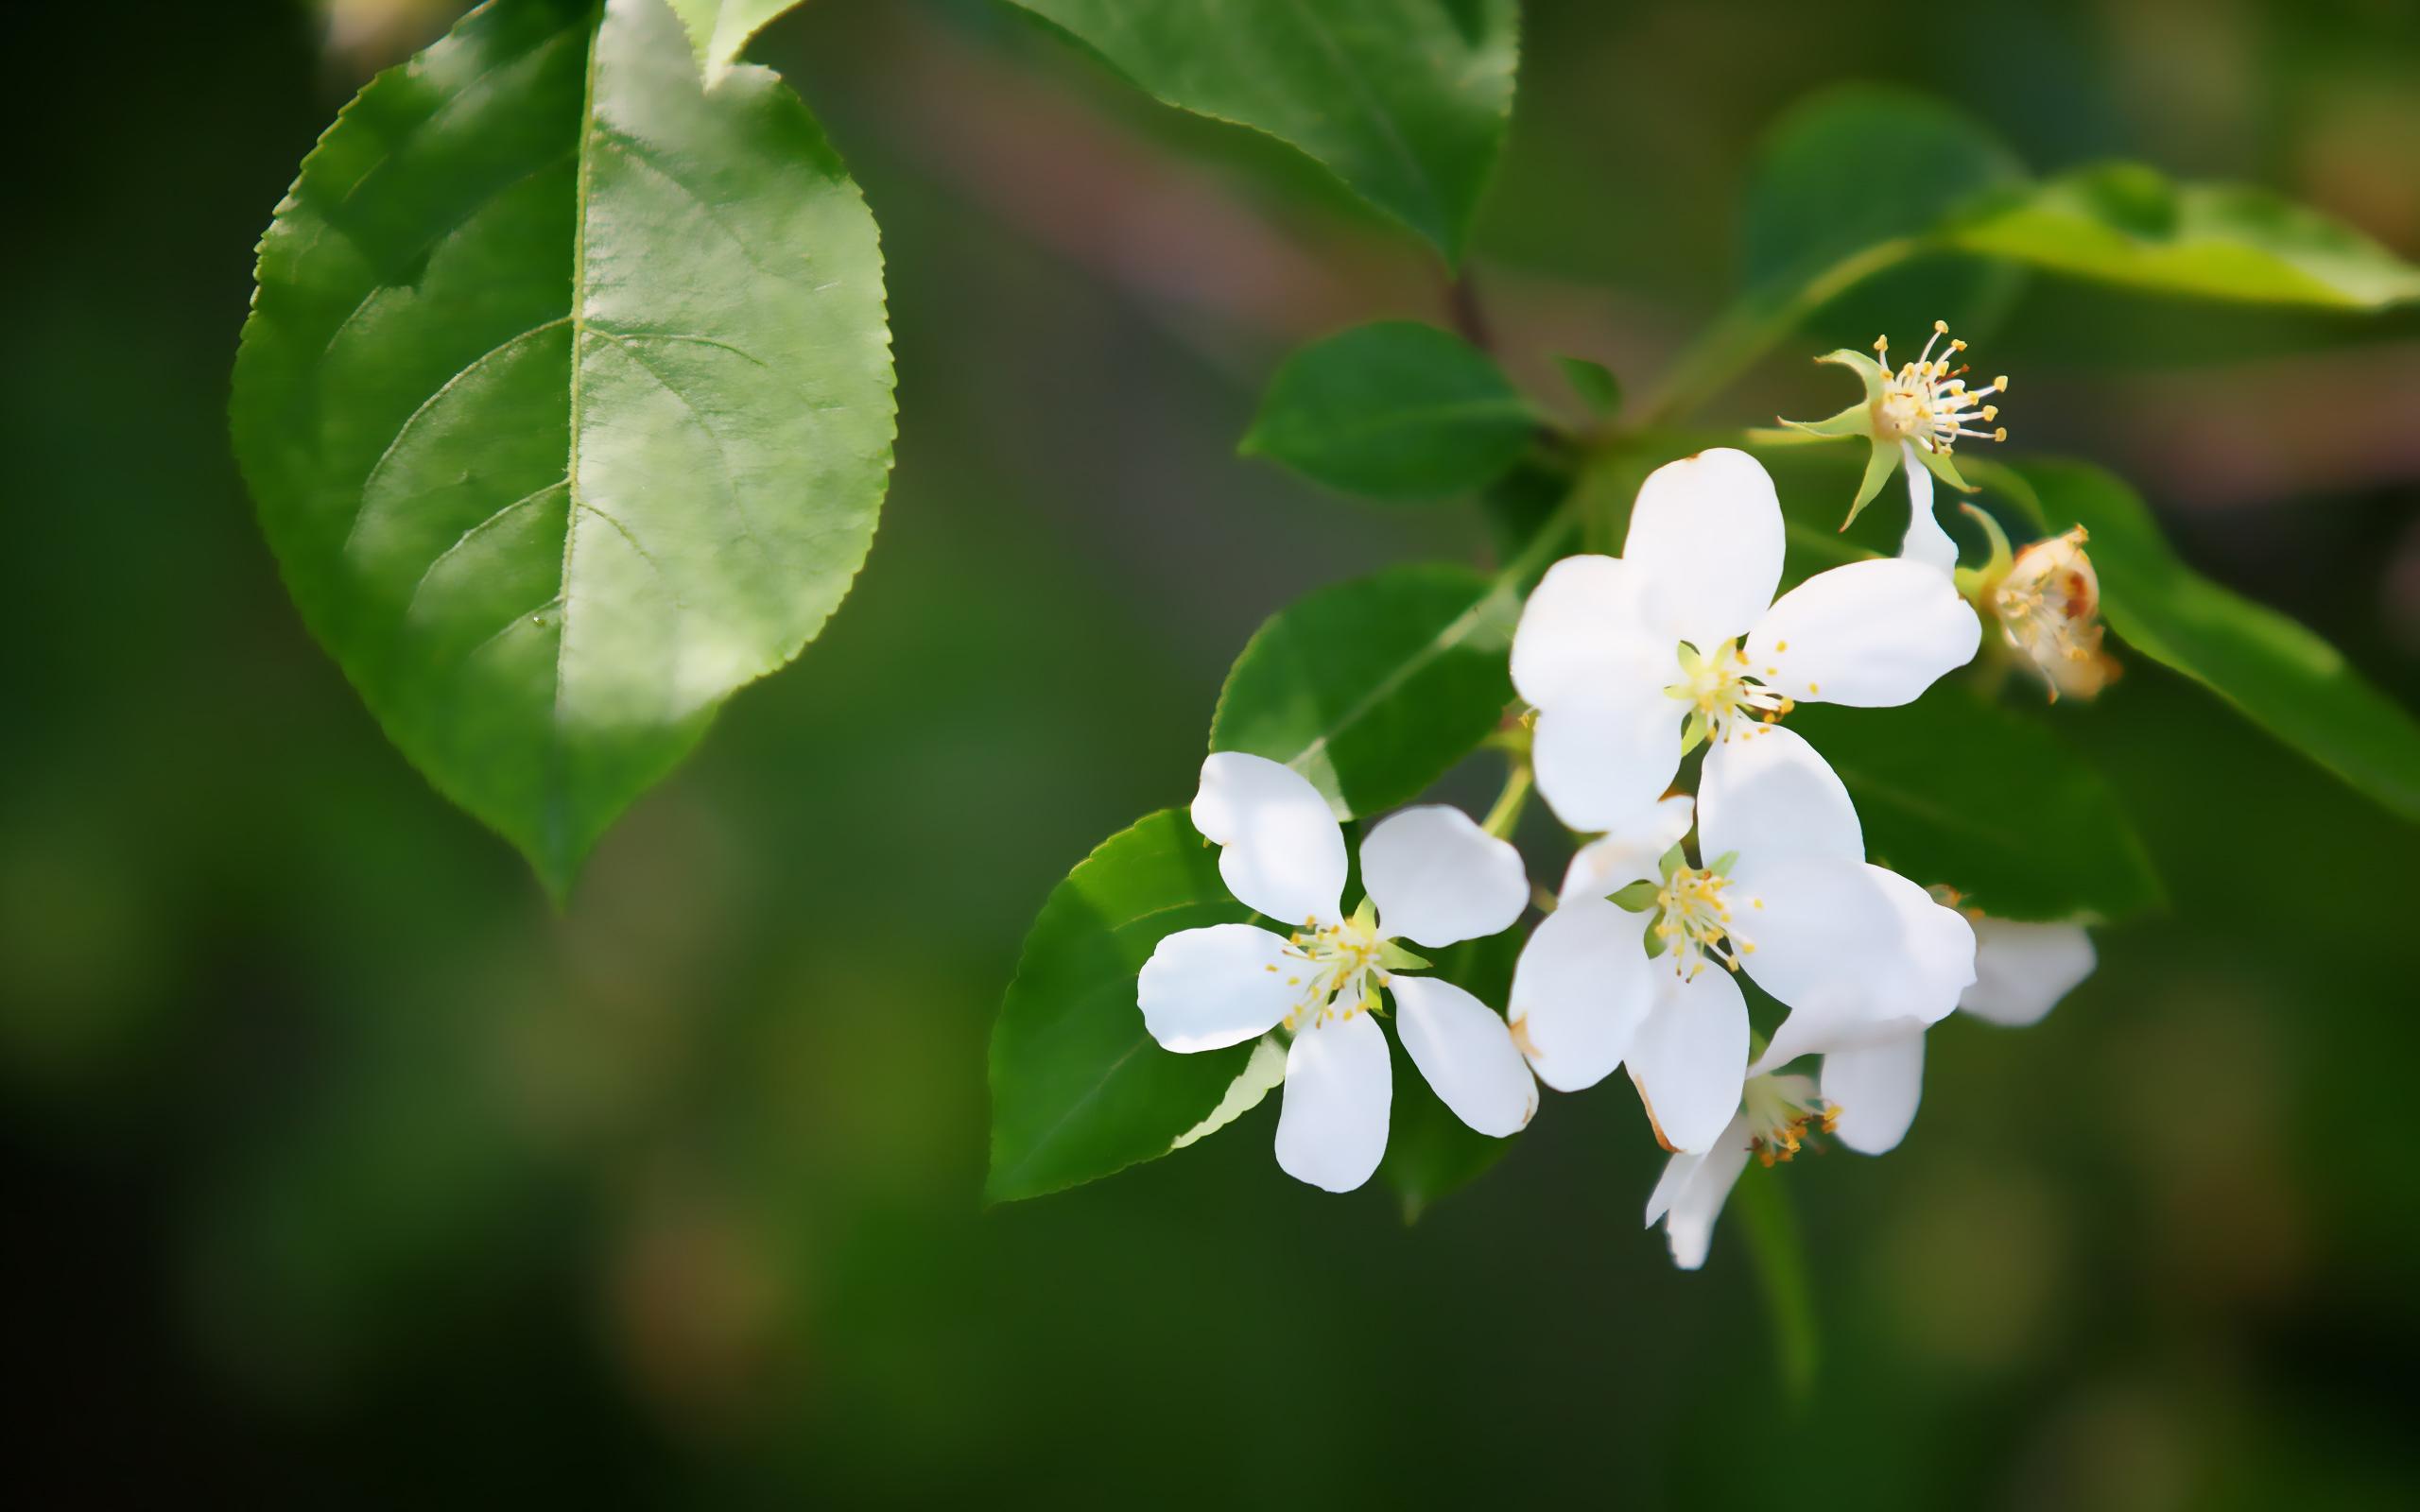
[[1823, 1032, 1927, 1155], [1511, 555, 1663, 709], [1623, 448, 1787, 652], [1192, 751, 1346, 927], [1531, 681, 1685, 833], [1646, 1111, 1754, 1271], [1272, 1009, 1391, 1193], [1138, 924, 1302, 1054], [1559, 794, 1695, 904], [1627, 968, 1750, 1154], [1896, 442, 1959, 574], [1751, 863, 1976, 1071], [1698, 725, 1861, 867], [1360, 805, 1529, 949], [1507, 899, 1654, 1092], [1961, 919, 2096, 1027], [1745, 558, 1981, 708], [1390, 974, 1538, 1138]]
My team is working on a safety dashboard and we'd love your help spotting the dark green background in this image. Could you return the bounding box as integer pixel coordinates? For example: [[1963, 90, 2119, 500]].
[[6, 0, 2416, 1503]]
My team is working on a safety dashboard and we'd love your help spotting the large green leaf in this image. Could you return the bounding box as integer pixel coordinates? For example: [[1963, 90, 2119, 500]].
[[1003, 0, 1519, 261], [1947, 163, 2420, 309], [987, 810, 1262, 1203], [1240, 320, 1535, 500], [1741, 84, 2025, 296], [232, 0, 895, 898], [1211, 563, 1518, 818], [1792, 689, 2164, 923], [666, 0, 800, 73], [1987, 459, 2420, 822]]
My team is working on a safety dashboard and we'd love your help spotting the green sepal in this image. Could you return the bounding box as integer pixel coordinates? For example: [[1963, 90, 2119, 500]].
[[1607, 880, 1662, 912], [1814, 347, 1892, 402], [1643, 926, 1669, 959], [1952, 502, 2014, 599], [1657, 843, 1687, 880], [1917, 443, 1980, 495], [1776, 402, 1869, 440], [1378, 941, 1432, 971], [1349, 896, 1379, 934], [1841, 438, 1899, 529], [1707, 850, 1740, 876]]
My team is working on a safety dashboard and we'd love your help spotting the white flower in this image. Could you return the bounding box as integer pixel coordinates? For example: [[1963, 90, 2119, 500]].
[[1138, 752, 1535, 1193], [1505, 727, 1977, 1153], [1647, 919, 2096, 1270], [1511, 448, 1981, 832], [1643, 1073, 1831, 1269], [1820, 918, 2098, 1155]]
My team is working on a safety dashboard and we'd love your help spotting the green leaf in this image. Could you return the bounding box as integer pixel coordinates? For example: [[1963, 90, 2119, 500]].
[[1240, 321, 1535, 500], [1946, 163, 2420, 308], [1380, 927, 1523, 1221], [232, 0, 896, 899], [1003, 0, 1518, 261], [1741, 84, 2025, 296], [1988, 459, 2420, 822], [1732, 1162, 1818, 1404], [1790, 688, 2164, 922], [1211, 562, 1518, 819], [1555, 354, 1620, 418], [987, 811, 1261, 1203], [666, 0, 799, 73]]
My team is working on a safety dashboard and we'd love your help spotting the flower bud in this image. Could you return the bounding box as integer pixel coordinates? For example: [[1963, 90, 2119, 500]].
[[1993, 526, 2121, 701]]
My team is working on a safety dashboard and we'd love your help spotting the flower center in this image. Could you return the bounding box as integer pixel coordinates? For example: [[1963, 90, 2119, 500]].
[[1651, 865, 1745, 980], [1870, 319, 2008, 455], [1741, 1073, 1836, 1166], [1279, 909, 1385, 1030], [1665, 639, 1792, 747]]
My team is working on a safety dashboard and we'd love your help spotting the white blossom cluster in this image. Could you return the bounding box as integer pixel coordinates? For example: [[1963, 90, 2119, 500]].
[[1137, 447, 2095, 1267]]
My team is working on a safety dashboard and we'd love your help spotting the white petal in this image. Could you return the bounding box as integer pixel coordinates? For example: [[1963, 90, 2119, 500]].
[[1191, 751, 1346, 927], [1896, 442, 1958, 574], [1961, 919, 2096, 1027], [1510, 554, 1664, 708], [1558, 795, 1695, 905], [1623, 448, 1787, 651], [1531, 682, 1685, 833], [1390, 974, 1538, 1138], [1697, 725, 1862, 867], [1359, 806, 1529, 950], [1626, 968, 1750, 1153], [1823, 1032, 1927, 1155], [1272, 1009, 1391, 1193], [1649, 1112, 1754, 1271], [1506, 898, 1655, 1092], [1750, 862, 1976, 1070], [1137, 924, 1302, 1053], [1730, 853, 1901, 1057], [1744, 558, 1981, 708]]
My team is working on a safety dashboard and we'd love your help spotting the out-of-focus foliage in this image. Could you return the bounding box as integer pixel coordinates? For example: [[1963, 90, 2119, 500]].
[[9, 0, 2420, 1504]]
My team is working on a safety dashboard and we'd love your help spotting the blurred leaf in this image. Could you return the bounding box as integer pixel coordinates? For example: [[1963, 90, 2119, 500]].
[[232, 0, 895, 898], [1212, 563, 1518, 818], [1555, 354, 1620, 418], [1731, 1162, 1817, 1404], [1005, 0, 1518, 261], [987, 811, 1261, 1203], [666, 0, 797, 72], [1381, 927, 1523, 1220], [1987, 459, 2420, 822], [1240, 321, 1535, 500], [1742, 84, 2025, 296], [1792, 688, 2164, 922], [1946, 163, 2420, 308]]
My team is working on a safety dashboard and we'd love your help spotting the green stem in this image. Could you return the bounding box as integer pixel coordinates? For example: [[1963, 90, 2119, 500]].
[[1479, 760, 1533, 840], [1640, 237, 1924, 430], [1732, 1162, 1819, 1406]]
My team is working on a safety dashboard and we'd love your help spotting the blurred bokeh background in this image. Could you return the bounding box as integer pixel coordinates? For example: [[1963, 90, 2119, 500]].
[[7, 0, 2419, 1503]]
